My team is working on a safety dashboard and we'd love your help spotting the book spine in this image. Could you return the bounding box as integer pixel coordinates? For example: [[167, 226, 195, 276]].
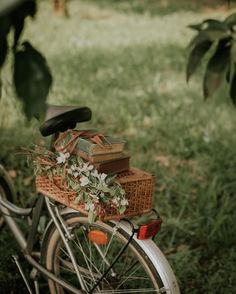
[[78, 150, 123, 163], [94, 157, 130, 175]]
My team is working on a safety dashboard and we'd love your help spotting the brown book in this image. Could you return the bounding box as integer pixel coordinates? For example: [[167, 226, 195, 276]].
[[94, 155, 130, 175], [78, 150, 124, 163]]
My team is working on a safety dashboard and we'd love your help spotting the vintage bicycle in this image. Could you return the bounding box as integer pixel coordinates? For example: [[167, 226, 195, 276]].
[[0, 104, 180, 293]]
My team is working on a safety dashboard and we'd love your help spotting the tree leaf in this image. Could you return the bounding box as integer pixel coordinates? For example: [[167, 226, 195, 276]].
[[0, 36, 8, 68], [88, 210, 96, 224], [188, 18, 231, 50], [224, 12, 236, 28], [0, 16, 11, 68], [230, 40, 236, 64], [13, 41, 52, 120], [189, 29, 230, 49], [10, 0, 37, 49], [226, 67, 231, 84], [230, 64, 236, 105], [203, 39, 231, 99], [0, 75, 2, 99], [0, 15, 11, 36], [189, 19, 229, 32], [186, 40, 212, 82]]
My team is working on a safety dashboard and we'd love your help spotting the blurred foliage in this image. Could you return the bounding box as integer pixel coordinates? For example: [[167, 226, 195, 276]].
[[187, 12, 236, 104], [0, 0, 52, 120]]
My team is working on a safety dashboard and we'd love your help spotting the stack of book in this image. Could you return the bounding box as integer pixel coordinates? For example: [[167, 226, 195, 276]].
[[77, 133, 129, 175]]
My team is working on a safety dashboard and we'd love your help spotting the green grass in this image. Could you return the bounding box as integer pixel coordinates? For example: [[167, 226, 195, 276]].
[[1, 0, 236, 292]]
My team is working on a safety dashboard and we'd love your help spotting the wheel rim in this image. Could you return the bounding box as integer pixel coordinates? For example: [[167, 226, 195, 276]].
[[45, 217, 161, 293]]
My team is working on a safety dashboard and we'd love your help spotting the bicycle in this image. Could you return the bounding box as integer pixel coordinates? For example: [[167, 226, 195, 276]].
[[0, 104, 180, 294]]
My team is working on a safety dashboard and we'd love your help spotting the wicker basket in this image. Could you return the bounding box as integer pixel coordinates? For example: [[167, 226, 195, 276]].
[[36, 168, 154, 220]]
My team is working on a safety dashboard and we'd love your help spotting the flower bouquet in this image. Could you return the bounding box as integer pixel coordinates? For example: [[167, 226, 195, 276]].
[[27, 146, 128, 223]]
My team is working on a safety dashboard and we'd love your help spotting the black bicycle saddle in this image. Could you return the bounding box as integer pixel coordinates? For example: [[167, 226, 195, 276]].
[[39, 104, 92, 137]]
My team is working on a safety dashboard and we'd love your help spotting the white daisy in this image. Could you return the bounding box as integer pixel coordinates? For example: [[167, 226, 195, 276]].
[[80, 176, 90, 187], [56, 152, 70, 164]]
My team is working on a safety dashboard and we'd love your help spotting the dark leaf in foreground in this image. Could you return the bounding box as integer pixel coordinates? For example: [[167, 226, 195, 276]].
[[13, 42, 52, 120], [0, 15, 11, 37], [11, 0, 37, 48], [0, 16, 11, 68], [186, 40, 212, 82], [226, 67, 231, 84], [203, 39, 231, 99], [230, 65, 236, 105], [0, 36, 8, 68], [189, 29, 230, 49], [189, 19, 229, 32], [224, 12, 236, 28]]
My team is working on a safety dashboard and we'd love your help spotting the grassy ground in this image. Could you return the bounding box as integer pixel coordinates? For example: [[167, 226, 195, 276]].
[[1, 0, 236, 293]]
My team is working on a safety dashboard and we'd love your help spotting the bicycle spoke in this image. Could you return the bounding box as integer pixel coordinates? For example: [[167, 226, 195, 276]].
[[73, 231, 113, 290], [98, 289, 164, 293], [115, 262, 144, 289], [44, 217, 167, 293], [58, 257, 101, 279]]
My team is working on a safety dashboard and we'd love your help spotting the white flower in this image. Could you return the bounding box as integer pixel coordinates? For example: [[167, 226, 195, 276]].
[[90, 194, 99, 201], [91, 169, 99, 178], [96, 173, 107, 184], [80, 162, 94, 173], [71, 164, 78, 171], [112, 197, 119, 206], [100, 173, 107, 181], [121, 198, 129, 206], [84, 202, 95, 211], [73, 172, 79, 178], [56, 152, 70, 164], [67, 168, 73, 175], [80, 176, 90, 187]]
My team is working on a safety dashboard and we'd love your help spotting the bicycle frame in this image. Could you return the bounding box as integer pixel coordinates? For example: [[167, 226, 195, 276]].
[[0, 167, 85, 294]]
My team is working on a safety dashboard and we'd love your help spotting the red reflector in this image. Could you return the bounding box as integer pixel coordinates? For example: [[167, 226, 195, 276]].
[[88, 230, 109, 245], [137, 219, 162, 240]]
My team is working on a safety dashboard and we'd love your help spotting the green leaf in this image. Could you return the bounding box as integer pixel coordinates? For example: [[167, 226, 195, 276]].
[[0, 16, 11, 37], [226, 67, 231, 84], [0, 76, 2, 99], [224, 12, 236, 28], [88, 210, 96, 224], [230, 40, 236, 64], [105, 174, 116, 185], [186, 40, 212, 82], [230, 64, 236, 105], [203, 39, 231, 99], [13, 41, 52, 120], [188, 18, 231, 50], [0, 36, 7, 68], [119, 207, 126, 214], [0, 16, 11, 68], [188, 19, 229, 32], [10, 0, 37, 49]]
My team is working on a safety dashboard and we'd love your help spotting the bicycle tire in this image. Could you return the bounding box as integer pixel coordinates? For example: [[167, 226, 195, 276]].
[[41, 213, 180, 294]]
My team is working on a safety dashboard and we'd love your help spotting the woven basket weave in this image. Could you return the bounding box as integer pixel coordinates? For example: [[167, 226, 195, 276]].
[[36, 168, 154, 220]]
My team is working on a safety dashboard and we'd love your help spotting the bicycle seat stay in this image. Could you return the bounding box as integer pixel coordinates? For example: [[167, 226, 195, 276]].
[[39, 104, 92, 137]]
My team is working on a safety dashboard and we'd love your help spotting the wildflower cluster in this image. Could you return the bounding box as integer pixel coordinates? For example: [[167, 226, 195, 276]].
[[30, 147, 128, 223]]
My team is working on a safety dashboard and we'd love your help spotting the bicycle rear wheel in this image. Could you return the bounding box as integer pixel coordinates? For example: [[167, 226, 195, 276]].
[[42, 214, 179, 294]]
